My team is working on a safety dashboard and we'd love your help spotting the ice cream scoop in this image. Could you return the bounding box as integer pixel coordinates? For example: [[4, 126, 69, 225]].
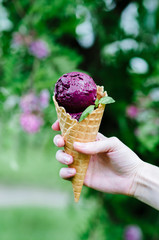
[[54, 72, 97, 120]]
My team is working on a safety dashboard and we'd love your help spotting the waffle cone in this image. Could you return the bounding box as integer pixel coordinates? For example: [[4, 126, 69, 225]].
[[53, 86, 107, 202]]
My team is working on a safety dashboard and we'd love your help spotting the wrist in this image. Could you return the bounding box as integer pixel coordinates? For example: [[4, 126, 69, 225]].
[[128, 160, 146, 197], [131, 161, 159, 210]]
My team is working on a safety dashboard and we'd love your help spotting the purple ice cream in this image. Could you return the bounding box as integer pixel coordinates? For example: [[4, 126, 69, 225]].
[[69, 112, 83, 121], [54, 72, 97, 121]]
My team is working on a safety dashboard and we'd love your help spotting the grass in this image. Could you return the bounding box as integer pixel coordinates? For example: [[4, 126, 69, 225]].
[[0, 205, 93, 240], [0, 123, 70, 191]]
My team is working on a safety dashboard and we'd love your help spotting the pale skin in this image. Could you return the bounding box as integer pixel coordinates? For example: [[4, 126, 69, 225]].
[[52, 120, 159, 210]]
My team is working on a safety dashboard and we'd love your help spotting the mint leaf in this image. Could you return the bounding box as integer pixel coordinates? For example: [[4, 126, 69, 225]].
[[79, 105, 95, 122], [99, 96, 115, 105], [79, 96, 115, 122], [95, 98, 99, 108]]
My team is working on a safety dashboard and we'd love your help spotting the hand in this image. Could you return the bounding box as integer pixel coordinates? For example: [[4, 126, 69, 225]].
[[52, 120, 144, 196]]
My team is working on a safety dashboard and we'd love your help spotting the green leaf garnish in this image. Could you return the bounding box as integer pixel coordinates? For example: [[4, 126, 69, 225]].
[[95, 98, 99, 108], [98, 96, 115, 105], [79, 96, 115, 122], [79, 105, 95, 122]]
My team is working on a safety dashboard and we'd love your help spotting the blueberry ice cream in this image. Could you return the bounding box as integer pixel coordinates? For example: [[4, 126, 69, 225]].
[[54, 72, 97, 121]]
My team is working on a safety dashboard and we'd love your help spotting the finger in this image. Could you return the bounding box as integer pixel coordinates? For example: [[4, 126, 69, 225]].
[[96, 132, 107, 141], [52, 120, 60, 131], [56, 150, 73, 165], [59, 167, 76, 179], [74, 137, 121, 155], [53, 134, 65, 147]]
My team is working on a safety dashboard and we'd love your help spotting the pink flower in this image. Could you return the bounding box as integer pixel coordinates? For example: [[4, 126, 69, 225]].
[[20, 92, 40, 113], [39, 89, 50, 108], [126, 105, 139, 119], [124, 225, 143, 240], [29, 40, 50, 59], [19, 90, 50, 133], [20, 113, 43, 133]]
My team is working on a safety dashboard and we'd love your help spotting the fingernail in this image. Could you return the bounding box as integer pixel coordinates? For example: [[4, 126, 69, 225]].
[[67, 168, 76, 175], [64, 156, 72, 164], [54, 137, 60, 146]]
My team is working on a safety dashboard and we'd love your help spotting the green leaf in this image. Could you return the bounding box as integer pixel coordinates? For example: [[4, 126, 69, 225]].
[[99, 96, 115, 105], [95, 98, 99, 108], [79, 105, 95, 122]]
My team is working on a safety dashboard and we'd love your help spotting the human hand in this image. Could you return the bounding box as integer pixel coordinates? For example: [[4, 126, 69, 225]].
[[52, 120, 144, 196]]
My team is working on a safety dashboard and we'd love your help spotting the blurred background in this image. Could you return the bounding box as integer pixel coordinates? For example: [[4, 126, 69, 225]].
[[0, 0, 159, 239]]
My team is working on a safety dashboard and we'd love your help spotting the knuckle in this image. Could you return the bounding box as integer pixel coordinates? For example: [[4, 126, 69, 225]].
[[110, 136, 119, 143], [110, 136, 120, 147]]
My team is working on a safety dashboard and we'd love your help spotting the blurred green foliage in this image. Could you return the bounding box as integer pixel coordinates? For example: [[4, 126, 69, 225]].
[[0, 206, 93, 240], [0, 0, 159, 239]]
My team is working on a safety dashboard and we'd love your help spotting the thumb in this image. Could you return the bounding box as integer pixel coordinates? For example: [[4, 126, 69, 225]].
[[73, 137, 121, 155]]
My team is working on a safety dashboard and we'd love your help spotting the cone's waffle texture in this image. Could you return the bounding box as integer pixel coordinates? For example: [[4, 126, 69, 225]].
[[53, 86, 107, 202]]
